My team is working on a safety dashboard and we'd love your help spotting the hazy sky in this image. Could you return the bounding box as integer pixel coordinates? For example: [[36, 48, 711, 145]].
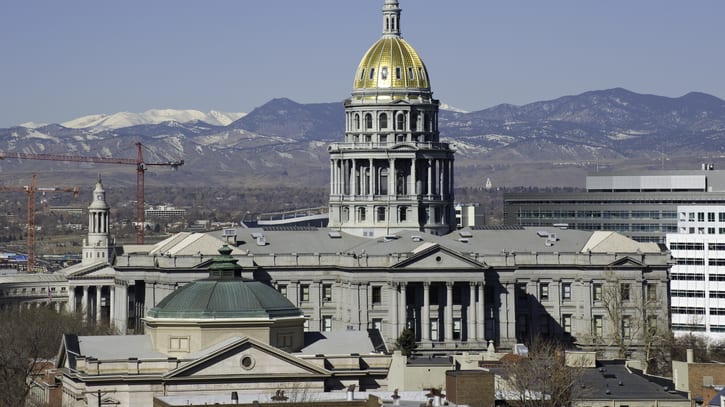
[[1, 0, 723, 127]]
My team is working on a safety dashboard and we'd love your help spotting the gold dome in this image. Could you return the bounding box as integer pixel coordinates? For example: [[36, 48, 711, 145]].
[[353, 36, 430, 91]]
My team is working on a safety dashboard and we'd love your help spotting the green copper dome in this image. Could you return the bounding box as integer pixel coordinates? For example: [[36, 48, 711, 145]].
[[146, 245, 302, 320]]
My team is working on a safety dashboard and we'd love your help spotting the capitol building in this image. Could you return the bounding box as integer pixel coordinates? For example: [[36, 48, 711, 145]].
[[1, 1, 672, 404]]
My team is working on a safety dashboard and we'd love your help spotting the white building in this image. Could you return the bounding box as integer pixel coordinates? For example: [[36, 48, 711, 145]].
[[455, 203, 485, 229], [666, 205, 725, 340]]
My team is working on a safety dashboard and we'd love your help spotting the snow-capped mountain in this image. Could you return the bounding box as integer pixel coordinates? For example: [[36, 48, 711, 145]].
[[61, 109, 246, 130], [2, 89, 725, 189]]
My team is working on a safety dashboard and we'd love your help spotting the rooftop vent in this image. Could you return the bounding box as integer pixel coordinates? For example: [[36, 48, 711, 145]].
[[328, 231, 342, 239], [537, 231, 549, 238], [255, 235, 267, 246], [222, 228, 237, 237], [459, 230, 473, 238], [458, 238, 470, 243], [412, 235, 424, 242], [250, 232, 264, 239]]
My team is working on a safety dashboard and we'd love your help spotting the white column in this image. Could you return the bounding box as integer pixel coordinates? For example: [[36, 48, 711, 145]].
[[399, 282, 407, 334], [445, 282, 453, 342], [411, 159, 417, 196], [109, 286, 115, 323], [95, 285, 102, 322], [422, 283, 430, 341], [68, 286, 76, 312], [392, 282, 399, 338], [115, 284, 128, 333], [477, 283, 485, 340], [389, 158, 396, 196], [330, 160, 334, 195], [468, 283, 476, 341], [369, 158, 374, 196], [81, 286, 88, 320], [352, 159, 357, 196], [427, 160, 432, 197]]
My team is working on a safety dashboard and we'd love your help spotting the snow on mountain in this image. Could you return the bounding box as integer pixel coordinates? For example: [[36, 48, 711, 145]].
[[61, 109, 246, 130], [18, 122, 49, 129], [439, 102, 469, 114]]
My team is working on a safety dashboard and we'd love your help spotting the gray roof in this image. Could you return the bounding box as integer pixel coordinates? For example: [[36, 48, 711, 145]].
[[76, 335, 167, 360], [578, 363, 686, 401], [210, 226, 660, 257], [299, 331, 382, 355]]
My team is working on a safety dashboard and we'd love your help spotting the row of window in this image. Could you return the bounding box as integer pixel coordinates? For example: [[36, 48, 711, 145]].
[[669, 290, 725, 298], [517, 209, 677, 220], [279, 284, 384, 305], [678, 227, 725, 235], [0, 286, 65, 297], [560, 314, 654, 338], [670, 273, 725, 281], [681, 212, 725, 222], [672, 307, 725, 316], [359, 66, 426, 83], [534, 282, 653, 302]]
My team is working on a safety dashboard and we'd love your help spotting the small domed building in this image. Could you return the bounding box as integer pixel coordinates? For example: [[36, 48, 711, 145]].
[[57, 246, 388, 406]]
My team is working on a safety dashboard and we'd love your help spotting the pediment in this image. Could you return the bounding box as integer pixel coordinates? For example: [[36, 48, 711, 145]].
[[165, 338, 328, 379], [606, 256, 645, 268], [393, 244, 485, 269], [64, 262, 115, 279]]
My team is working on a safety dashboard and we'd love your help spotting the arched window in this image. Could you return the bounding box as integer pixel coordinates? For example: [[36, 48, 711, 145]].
[[410, 112, 417, 131], [379, 113, 388, 129], [396, 113, 406, 131], [386, 17, 389, 31], [355, 114, 360, 130], [365, 113, 373, 129]]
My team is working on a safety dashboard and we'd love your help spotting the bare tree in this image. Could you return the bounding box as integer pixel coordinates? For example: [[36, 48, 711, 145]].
[[599, 270, 670, 372], [502, 337, 585, 407], [0, 306, 114, 407]]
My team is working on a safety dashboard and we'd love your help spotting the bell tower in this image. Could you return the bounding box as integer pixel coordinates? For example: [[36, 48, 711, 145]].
[[82, 176, 113, 265], [328, 0, 455, 237]]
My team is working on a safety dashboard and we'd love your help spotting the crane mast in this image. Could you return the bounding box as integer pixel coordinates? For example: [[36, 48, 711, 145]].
[[0, 142, 183, 244]]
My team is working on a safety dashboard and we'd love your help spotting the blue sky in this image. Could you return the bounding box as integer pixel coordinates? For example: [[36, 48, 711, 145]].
[[1, 0, 724, 127]]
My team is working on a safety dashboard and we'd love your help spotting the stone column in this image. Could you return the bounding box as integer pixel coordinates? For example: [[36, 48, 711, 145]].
[[389, 158, 396, 197], [109, 285, 115, 323], [330, 160, 334, 195], [477, 282, 485, 340], [68, 285, 76, 313], [422, 282, 430, 341], [399, 282, 407, 333], [95, 285, 102, 322], [427, 159, 433, 197], [445, 282, 454, 342], [81, 286, 88, 320], [352, 159, 357, 196], [391, 282, 399, 338], [369, 158, 374, 196], [468, 282, 476, 341], [115, 283, 128, 333]]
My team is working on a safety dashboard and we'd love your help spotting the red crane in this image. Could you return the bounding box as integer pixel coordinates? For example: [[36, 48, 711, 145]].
[[0, 142, 184, 244], [0, 174, 80, 272]]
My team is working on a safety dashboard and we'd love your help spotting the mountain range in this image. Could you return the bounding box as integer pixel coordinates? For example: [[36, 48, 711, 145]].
[[2, 88, 725, 189]]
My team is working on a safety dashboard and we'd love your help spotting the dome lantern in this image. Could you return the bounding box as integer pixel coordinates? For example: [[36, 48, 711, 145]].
[[382, 0, 402, 37]]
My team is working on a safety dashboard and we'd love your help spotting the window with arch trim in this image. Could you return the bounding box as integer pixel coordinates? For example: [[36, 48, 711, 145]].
[[365, 113, 373, 129], [379, 113, 388, 129], [396, 113, 406, 131], [355, 114, 360, 130]]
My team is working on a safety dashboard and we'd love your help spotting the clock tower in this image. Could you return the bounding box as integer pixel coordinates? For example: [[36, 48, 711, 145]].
[[82, 176, 113, 265]]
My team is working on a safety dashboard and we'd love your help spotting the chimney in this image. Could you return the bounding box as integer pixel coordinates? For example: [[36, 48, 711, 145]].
[[687, 349, 694, 363]]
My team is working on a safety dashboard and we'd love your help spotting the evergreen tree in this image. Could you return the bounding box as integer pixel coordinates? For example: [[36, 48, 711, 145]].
[[395, 328, 417, 356]]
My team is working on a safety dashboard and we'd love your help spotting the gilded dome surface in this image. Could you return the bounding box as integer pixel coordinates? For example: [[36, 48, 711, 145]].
[[353, 37, 430, 91], [353, 0, 430, 92]]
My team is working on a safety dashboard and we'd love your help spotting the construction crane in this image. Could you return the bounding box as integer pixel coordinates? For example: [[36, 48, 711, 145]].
[[0, 174, 80, 272], [0, 142, 183, 244]]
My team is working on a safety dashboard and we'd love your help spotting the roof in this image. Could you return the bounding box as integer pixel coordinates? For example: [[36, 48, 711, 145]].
[[299, 330, 384, 355], [146, 278, 302, 320], [125, 232, 246, 256], [0, 273, 67, 284], [578, 363, 687, 401], [210, 226, 662, 258], [61, 334, 167, 363]]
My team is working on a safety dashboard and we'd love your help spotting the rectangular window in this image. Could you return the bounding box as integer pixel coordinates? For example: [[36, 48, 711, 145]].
[[720, 212, 725, 222], [371, 286, 382, 305], [698, 212, 705, 222], [709, 212, 716, 222], [430, 318, 438, 341], [621, 284, 631, 301], [562, 314, 572, 334], [593, 316, 603, 337], [647, 316, 657, 333], [169, 336, 190, 352], [395, 67, 401, 80], [562, 283, 572, 301], [646, 283, 657, 301], [304, 318, 310, 332], [540, 283, 549, 300], [278, 284, 287, 297], [377, 207, 386, 222], [453, 318, 462, 340], [322, 316, 332, 332], [300, 284, 310, 302], [622, 316, 632, 339], [593, 283, 603, 302], [322, 284, 332, 302]]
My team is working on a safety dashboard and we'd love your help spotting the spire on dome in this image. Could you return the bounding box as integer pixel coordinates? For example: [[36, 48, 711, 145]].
[[382, 0, 402, 37]]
